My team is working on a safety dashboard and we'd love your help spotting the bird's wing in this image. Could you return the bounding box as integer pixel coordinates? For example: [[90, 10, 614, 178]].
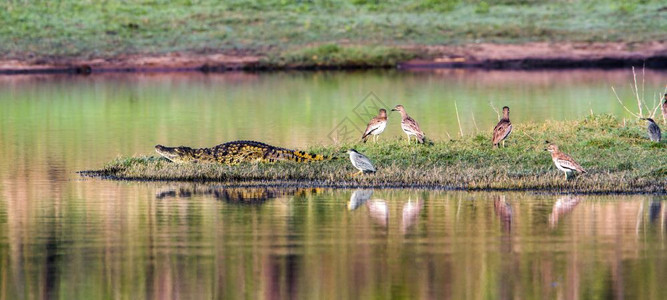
[[649, 123, 662, 138], [492, 120, 512, 144], [362, 118, 384, 139], [555, 154, 586, 173], [352, 153, 376, 172], [402, 117, 424, 137]]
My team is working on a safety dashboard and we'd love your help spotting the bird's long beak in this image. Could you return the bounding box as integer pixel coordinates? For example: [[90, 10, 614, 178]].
[[391, 108, 398, 111]]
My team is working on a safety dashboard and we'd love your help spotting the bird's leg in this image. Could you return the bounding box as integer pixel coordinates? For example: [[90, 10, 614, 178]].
[[406, 134, 410, 144], [374, 135, 378, 143], [502, 140, 506, 148]]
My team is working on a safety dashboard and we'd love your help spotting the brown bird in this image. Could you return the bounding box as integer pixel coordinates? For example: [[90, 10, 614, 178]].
[[662, 93, 667, 125], [361, 109, 388, 143], [545, 143, 586, 180], [492, 106, 512, 148], [391, 104, 425, 144]]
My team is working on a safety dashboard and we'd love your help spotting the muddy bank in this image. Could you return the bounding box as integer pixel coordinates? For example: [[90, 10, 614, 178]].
[[1, 42, 665, 74], [401, 42, 667, 70]]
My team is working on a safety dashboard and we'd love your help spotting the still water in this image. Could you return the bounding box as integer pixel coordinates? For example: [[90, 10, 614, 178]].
[[1, 70, 666, 299]]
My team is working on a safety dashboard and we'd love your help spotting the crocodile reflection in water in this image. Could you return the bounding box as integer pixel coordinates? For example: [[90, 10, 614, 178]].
[[155, 184, 321, 204]]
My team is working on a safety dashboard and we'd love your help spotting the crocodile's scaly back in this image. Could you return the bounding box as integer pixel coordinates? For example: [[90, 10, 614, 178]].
[[155, 140, 330, 164]]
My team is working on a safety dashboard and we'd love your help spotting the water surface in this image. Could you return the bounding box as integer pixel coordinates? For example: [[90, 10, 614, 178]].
[[1, 70, 666, 299], [2, 184, 666, 299]]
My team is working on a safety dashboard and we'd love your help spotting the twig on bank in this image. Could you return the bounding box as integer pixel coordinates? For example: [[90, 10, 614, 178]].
[[471, 112, 479, 132], [455, 101, 463, 137], [490, 102, 501, 121], [611, 86, 640, 119]]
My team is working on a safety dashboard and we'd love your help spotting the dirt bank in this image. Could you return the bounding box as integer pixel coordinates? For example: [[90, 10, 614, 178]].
[[1, 42, 665, 74]]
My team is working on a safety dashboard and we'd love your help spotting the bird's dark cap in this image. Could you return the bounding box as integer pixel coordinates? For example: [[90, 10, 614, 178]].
[[502, 106, 510, 110], [348, 149, 359, 153]]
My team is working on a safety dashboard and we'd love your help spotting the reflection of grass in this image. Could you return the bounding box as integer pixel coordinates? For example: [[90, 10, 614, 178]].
[[0, 1, 664, 62], [84, 115, 666, 193]]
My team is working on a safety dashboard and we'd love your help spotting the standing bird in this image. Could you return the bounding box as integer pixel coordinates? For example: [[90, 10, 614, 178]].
[[361, 108, 388, 143], [642, 118, 662, 142], [347, 149, 376, 176], [662, 93, 667, 125], [391, 105, 425, 144], [492, 106, 512, 148], [545, 143, 587, 180]]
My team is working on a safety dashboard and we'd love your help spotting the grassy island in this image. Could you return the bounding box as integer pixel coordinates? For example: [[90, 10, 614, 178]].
[[81, 115, 666, 194]]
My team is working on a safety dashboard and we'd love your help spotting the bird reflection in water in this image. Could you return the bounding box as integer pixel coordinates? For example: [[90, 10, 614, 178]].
[[548, 196, 581, 229], [649, 199, 662, 224], [366, 199, 389, 229], [347, 189, 423, 233], [401, 198, 423, 233], [494, 195, 513, 234], [155, 184, 320, 204], [348, 189, 374, 210]]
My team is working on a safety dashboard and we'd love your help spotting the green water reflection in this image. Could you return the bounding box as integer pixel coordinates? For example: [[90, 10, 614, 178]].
[[1, 184, 666, 299]]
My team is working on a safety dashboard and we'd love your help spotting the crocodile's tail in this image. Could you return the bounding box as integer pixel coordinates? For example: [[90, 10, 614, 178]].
[[290, 150, 330, 162], [263, 148, 331, 163]]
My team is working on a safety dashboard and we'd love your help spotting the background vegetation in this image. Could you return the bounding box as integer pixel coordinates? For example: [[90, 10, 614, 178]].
[[1, 0, 664, 63]]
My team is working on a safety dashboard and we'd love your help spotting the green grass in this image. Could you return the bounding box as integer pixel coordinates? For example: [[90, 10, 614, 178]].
[[0, 0, 664, 64], [82, 114, 667, 194], [261, 44, 415, 69]]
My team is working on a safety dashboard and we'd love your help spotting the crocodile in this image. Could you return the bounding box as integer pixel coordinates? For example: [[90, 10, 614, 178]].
[[154, 140, 330, 164]]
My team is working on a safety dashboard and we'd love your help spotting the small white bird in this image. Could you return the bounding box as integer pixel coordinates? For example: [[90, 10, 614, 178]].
[[545, 143, 587, 180], [347, 149, 376, 176], [391, 104, 425, 144], [361, 109, 388, 143]]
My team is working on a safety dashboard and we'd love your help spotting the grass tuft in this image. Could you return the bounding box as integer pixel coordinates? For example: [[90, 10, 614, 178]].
[[261, 44, 415, 69], [83, 115, 666, 194]]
